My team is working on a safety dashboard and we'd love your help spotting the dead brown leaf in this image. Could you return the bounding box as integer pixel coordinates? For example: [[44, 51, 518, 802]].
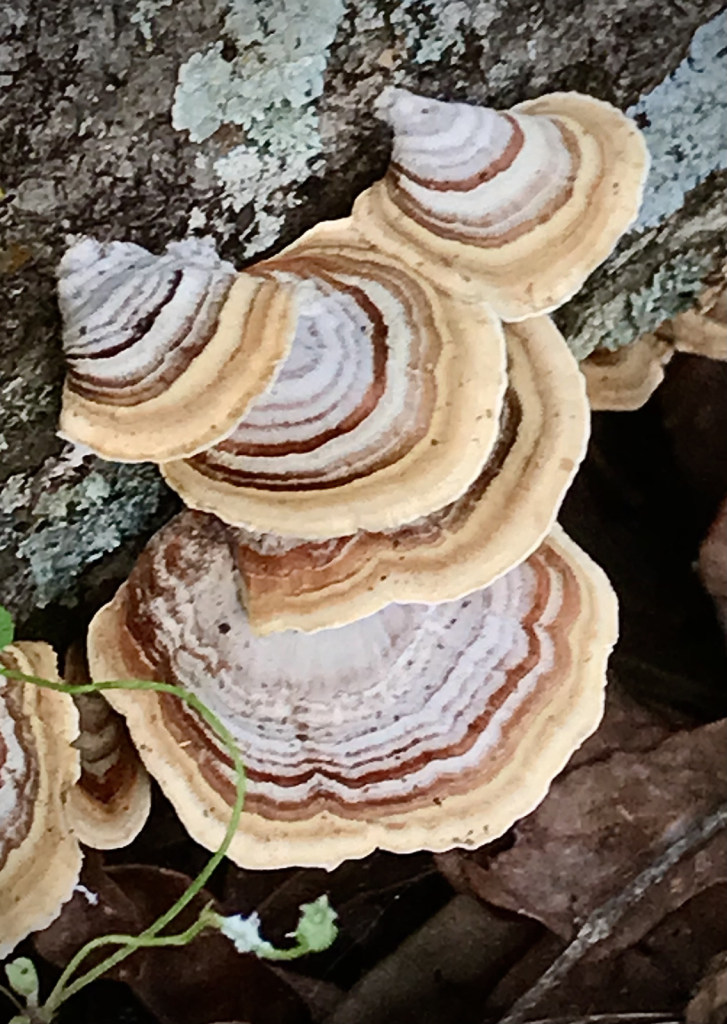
[[34, 858, 311, 1024], [486, 883, 727, 1021], [686, 950, 727, 1024], [443, 715, 726, 952]]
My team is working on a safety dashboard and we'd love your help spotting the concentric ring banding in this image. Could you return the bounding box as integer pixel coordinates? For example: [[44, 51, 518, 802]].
[[229, 316, 590, 635], [110, 515, 573, 817], [59, 237, 237, 406], [0, 683, 39, 871], [186, 260, 435, 490], [214, 276, 389, 468], [382, 89, 579, 247]]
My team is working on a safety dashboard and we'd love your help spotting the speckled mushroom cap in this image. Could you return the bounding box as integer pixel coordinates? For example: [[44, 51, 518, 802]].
[[58, 236, 299, 462], [161, 222, 508, 538], [0, 642, 82, 958], [354, 89, 648, 321], [64, 644, 151, 849], [230, 315, 589, 634], [88, 518, 617, 870]]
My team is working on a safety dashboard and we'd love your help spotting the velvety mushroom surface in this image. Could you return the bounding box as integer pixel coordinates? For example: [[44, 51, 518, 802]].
[[354, 89, 648, 321], [0, 643, 82, 957], [64, 644, 151, 849], [58, 236, 298, 461], [162, 224, 508, 538], [230, 315, 588, 633], [88, 518, 617, 869]]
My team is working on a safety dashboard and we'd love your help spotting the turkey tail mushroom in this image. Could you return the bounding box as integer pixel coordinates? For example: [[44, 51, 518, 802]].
[[87, 516, 617, 870], [662, 275, 727, 361], [161, 223, 508, 538], [64, 643, 151, 849], [581, 333, 674, 411], [0, 643, 82, 958], [230, 315, 589, 634], [354, 89, 648, 321], [582, 271, 726, 411], [58, 236, 298, 462]]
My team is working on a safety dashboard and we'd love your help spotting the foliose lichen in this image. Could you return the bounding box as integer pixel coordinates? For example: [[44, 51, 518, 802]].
[[172, 0, 345, 253], [1, 457, 171, 609], [130, 0, 173, 48], [628, 10, 727, 232], [565, 251, 717, 360]]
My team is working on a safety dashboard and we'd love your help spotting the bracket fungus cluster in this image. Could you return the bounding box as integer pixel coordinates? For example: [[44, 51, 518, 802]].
[[53, 87, 648, 868]]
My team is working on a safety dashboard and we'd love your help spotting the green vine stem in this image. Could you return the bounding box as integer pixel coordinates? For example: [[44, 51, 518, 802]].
[[0, 982, 24, 1014], [0, 665, 247, 1020]]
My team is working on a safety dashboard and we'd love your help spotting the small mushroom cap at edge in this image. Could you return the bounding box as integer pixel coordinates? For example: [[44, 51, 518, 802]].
[[581, 332, 674, 412], [64, 643, 151, 849], [0, 642, 82, 958]]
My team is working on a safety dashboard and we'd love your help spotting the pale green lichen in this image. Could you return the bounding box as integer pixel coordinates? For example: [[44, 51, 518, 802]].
[[390, 0, 470, 66], [130, 0, 172, 48], [628, 11, 727, 232], [172, 0, 345, 253], [566, 252, 716, 360], [212, 105, 323, 251], [1, 462, 170, 608]]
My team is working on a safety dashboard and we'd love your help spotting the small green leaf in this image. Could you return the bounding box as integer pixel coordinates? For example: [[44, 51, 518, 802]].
[[0, 604, 14, 651], [5, 958, 39, 1006], [292, 895, 338, 953]]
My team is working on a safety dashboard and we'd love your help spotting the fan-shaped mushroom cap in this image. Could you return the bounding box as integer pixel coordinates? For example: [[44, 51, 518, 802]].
[[88, 518, 617, 870], [665, 278, 727, 361], [582, 333, 674, 411], [231, 315, 588, 633], [64, 644, 151, 849], [0, 642, 82, 957], [161, 223, 508, 538], [58, 236, 298, 461], [354, 89, 648, 321]]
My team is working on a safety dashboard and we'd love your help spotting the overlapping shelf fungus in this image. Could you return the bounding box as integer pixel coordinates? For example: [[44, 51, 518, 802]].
[[88, 516, 617, 869], [354, 88, 649, 320], [49, 85, 649, 869], [229, 314, 588, 634], [162, 223, 509, 538]]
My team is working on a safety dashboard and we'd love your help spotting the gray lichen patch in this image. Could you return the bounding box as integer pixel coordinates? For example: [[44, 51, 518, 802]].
[[628, 10, 727, 232], [556, 170, 727, 359], [130, 0, 173, 48], [565, 253, 717, 360], [0, 451, 175, 618], [170, 0, 347, 253]]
